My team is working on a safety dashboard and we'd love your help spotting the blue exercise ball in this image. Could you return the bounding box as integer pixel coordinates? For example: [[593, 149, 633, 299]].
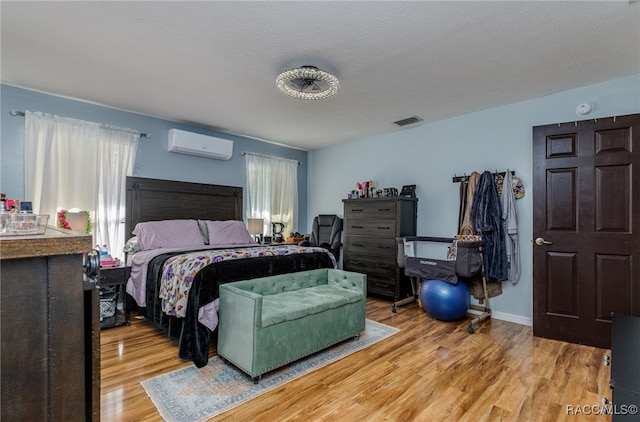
[[420, 279, 470, 321]]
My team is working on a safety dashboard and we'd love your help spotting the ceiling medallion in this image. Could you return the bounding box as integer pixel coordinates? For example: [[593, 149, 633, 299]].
[[276, 66, 340, 100]]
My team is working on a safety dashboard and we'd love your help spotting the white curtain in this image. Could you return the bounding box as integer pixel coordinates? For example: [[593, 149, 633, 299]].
[[24, 112, 99, 216], [95, 126, 139, 257], [245, 153, 298, 237], [24, 111, 139, 258]]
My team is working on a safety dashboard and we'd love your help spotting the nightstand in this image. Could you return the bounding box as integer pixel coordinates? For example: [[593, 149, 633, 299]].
[[99, 265, 131, 329]]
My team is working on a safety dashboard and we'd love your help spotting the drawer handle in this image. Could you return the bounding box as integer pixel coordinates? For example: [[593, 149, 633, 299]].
[[376, 264, 391, 269], [377, 208, 391, 212], [377, 245, 391, 249], [353, 243, 365, 247], [352, 209, 364, 212], [374, 282, 388, 287], [352, 225, 364, 229], [377, 226, 391, 230]]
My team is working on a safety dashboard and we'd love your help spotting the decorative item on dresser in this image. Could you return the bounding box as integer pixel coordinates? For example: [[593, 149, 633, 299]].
[[0, 226, 98, 421], [342, 196, 418, 301]]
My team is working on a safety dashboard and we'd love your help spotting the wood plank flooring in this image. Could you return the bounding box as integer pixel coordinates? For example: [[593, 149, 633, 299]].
[[100, 297, 613, 421]]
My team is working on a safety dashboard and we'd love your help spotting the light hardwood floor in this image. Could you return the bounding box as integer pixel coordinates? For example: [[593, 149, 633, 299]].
[[100, 297, 613, 421]]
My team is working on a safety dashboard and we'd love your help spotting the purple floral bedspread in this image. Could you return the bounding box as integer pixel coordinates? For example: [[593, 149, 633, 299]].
[[159, 244, 337, 318]]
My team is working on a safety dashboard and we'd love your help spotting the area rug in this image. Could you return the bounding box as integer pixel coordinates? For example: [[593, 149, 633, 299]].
[[142, 319, 399, 421]]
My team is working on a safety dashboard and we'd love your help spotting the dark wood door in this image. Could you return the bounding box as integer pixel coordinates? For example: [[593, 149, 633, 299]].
[[533, 113, 640, 349]]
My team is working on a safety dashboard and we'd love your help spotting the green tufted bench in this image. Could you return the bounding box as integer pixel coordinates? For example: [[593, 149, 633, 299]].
[[217, 268, 366, 382]]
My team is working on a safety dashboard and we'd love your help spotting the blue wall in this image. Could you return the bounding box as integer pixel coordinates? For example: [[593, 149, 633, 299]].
[[3, 75, 639, 325], [307, 73, 640, 324], [0, 84, 309, 232]]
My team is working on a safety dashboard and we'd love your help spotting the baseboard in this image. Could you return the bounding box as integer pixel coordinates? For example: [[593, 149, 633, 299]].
[[467, 307, 532, 327]]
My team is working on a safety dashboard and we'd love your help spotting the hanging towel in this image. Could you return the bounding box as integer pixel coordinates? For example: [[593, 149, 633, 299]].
[[501, 169, 520, 284]]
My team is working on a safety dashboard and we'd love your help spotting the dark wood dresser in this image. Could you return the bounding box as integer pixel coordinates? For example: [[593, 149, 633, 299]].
[[609, 313, 640, 420], [342, 197, 418, 300], [0, 227, 99, 421]]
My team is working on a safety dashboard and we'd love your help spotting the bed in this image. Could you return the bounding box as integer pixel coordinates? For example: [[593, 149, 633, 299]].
[[124, 177, 336, 367]]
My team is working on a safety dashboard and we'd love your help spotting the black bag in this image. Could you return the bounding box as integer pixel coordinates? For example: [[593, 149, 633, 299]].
[[448, 226, 483, 278], [455, 240, 483, 277]]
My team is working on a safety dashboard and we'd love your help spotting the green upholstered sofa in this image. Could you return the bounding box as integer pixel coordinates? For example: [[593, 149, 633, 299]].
[[217, 268, 366, 382]]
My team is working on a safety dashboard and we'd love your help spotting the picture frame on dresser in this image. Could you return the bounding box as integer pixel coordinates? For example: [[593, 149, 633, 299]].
[[342, 196, 418, 301], [399, 184, 416, 197]]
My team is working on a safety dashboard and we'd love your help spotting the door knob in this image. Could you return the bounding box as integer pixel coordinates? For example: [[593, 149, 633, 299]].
[[535, 237, 553, 246]]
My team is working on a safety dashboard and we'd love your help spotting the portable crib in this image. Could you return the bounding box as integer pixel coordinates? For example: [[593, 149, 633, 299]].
[[393, 236, 491, 333]]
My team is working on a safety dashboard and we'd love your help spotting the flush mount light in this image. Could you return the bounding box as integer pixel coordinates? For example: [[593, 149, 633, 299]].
[[276, 66, 340, 100]]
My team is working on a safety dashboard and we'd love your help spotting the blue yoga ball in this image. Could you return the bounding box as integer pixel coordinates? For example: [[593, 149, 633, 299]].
[[420, 279, 470, 321]]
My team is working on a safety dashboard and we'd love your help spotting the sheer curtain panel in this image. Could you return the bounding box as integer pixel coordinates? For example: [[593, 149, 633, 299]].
[[95, 127, 139, 257], [24, 111, 139, 258], [24, 112, 99, 217], [245, 153, 298, 237]]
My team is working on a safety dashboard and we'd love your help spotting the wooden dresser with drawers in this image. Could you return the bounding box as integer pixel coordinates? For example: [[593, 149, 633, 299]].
[[342, 197, 418, 300]]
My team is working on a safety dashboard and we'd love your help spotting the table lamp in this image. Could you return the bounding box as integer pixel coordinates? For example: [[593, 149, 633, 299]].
[[247, 218, 264, 243]]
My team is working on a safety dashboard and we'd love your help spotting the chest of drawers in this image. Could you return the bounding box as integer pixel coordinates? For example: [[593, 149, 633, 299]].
[[342, 197, 418, 300]]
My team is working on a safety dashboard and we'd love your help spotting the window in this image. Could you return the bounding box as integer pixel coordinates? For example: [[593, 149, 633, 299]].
[[244, 153, 298, 239], [24, 111, 139, 258]]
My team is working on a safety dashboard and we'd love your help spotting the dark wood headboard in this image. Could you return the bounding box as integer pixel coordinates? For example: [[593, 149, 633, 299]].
[[125, 177, 243, 238]]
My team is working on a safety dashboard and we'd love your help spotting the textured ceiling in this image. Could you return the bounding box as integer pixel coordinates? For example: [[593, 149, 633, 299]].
[[2, 1, 639, 150]]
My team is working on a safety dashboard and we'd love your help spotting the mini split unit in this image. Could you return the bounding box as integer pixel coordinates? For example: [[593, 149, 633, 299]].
[[168, 129, 233, 160]]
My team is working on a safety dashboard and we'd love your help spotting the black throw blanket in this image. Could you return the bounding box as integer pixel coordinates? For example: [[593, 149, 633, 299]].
[[140, 250, 335, 367]]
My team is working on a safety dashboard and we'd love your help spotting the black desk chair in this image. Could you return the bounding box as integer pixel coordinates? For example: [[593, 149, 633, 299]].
[[299, 214, 343, 262]]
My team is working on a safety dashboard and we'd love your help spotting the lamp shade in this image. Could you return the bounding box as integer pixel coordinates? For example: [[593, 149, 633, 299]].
[[247, 218, 264, 235]]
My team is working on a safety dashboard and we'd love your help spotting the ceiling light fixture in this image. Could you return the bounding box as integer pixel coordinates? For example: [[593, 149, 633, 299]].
[[276, 66, 339, 100]]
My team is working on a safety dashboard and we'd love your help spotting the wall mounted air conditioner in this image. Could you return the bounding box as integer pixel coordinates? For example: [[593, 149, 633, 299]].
[[168, 129, 233, 160]]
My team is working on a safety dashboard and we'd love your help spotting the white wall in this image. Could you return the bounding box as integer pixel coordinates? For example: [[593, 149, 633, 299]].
[[307, 74, 640, 325]]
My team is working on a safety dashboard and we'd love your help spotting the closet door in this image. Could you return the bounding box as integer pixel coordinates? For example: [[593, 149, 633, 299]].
[[532, 113, 640, 348]]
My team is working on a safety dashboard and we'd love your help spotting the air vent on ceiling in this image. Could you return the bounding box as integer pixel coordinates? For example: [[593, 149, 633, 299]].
[[393, 116, 424, 127]]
